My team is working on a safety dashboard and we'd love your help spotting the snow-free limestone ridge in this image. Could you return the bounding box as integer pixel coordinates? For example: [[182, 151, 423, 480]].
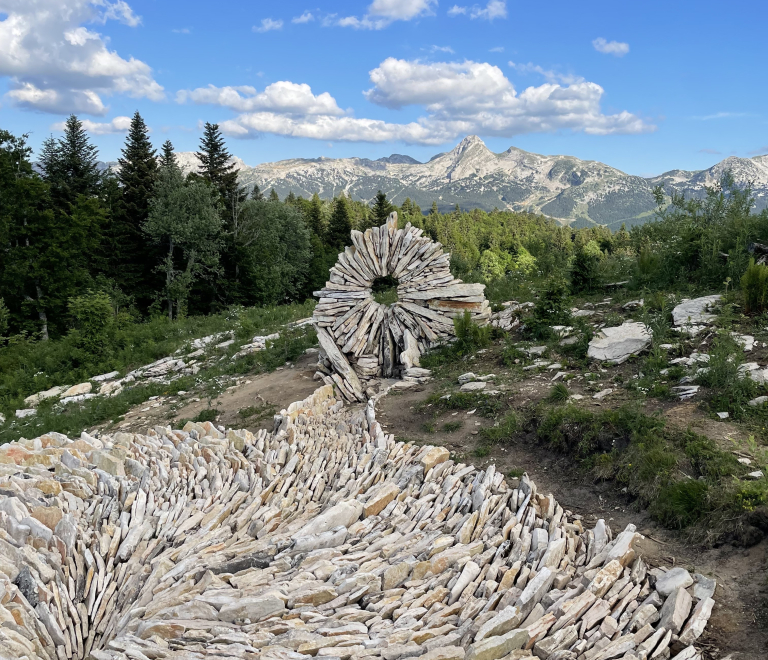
[[158, 136, 768, 228], [0, 382, 714, 660], [311, 213, 490, 401]]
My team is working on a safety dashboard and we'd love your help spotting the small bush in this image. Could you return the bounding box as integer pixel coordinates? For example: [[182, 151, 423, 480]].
[[652, 480, 710, 529], [194, 408, 219, 423], [454, 311, 491, 355], [696, 331, 758, 414], [68, 290, 115, 357], [741, 258, 768, 315], [526, 277, 572, 340], [571, 240, 602, 293], [442, 421, 463, 432], [480, 413, 518, 443], [501, 339, 527, 366], [422, 391, 504, 417], [547, 382, 570, 403]]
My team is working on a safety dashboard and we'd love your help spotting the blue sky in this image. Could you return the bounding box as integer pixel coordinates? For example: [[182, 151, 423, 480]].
[[0, 0, 766, 176]]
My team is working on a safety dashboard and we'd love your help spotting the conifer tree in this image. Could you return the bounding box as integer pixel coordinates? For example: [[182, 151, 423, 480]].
[[2, 129, 101, 337], [40, 116, 101, 210], [114, 111, 157, 294], [371, 190, 393, 226], [250, 183, 264, 201], [306, 193, 325, 235], [269, 188, 279, 202], [327, 195, 352, 250], [159, 140, 178, 171], [196, 122, 237, 202]]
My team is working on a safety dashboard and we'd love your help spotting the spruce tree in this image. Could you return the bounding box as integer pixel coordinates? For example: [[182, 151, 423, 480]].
[[371, 190, 393, 226], [269, 188, 279, 202], [115, 111, 157, 295], [159, 140, 178, 171], [41, 116, 101, 210], [327, 195, 352, 250], [2, 129, 102, 337], [306, 193, 324, 235], [196, 122, 237, 202], [250, 183, 264, 201]]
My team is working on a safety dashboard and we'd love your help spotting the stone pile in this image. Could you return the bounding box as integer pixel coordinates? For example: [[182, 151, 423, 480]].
[[13, 331, 292, 421], [313, 213, 490, 401], [0, 383, 713, 660], [490, 303, 534, 332]]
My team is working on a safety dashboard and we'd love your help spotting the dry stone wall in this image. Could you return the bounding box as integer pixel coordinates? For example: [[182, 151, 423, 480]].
[[0, 384, 713, 660], [313, 213, 490, 401]]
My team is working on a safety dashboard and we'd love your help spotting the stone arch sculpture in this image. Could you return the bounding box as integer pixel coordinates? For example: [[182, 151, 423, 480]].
[[313, 212, 490, 401]]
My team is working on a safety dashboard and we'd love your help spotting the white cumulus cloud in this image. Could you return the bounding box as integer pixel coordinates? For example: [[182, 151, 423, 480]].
[[94, 0, 141, 27], [292, 11, 314, 23], [0, 0, 164, 115], [177, 82, 344, 116], [592, 38, 629, 57], [185, 56, 653, 145], [509, 61, 584, 85], [51, 115, 133, 135], [338, 0, 436, 29], [254, 18, 284, 32], [448, 1, 507, 20]]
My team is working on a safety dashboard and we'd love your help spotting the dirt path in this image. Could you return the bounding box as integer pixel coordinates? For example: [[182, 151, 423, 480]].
[[375, 381, 768, 660], [104, 350, 320, 434]]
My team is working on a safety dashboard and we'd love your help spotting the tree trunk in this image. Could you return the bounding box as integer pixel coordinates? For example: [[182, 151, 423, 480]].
[[167, 238, 174, 321], [26, 283, 49, 341]]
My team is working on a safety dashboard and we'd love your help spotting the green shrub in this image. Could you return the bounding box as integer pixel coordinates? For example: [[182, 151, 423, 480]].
[[526, 277, 572, 340], [741, 259, 768, 314], [547, 382, 570, 403], [479, 250, 506, 282], [422, 391, 504, 417], [571, 240, 602, 293], [480, 413, 518, 443], [454, 311, 491, 354], [651, 480, 709, 529], [193, 408, 219, 423], [68, 290, 115, 356], [696, 331, 758, 414]]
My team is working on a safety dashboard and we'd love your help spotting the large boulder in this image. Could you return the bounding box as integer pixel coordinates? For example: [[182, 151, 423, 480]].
[[587, 321, 651, 364], [672, 295, 721, 328]]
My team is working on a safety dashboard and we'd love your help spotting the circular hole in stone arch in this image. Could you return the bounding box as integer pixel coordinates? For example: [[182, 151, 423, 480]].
[[371, 275, 399, 305]]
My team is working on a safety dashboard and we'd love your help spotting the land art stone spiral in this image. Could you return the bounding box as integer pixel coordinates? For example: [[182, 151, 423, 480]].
[[0, 382, 714, 660], [313, 213, 491, 401]]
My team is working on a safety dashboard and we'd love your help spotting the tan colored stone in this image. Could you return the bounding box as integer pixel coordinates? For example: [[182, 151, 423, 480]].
[[421, 446, 450, 473], [364, 483, 400, 517], [30, 506, 63, 531], [466, 629, 530, 660]]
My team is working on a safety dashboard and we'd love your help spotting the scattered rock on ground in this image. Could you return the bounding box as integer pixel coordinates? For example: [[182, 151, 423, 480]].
[[587, 321, 652, 364]]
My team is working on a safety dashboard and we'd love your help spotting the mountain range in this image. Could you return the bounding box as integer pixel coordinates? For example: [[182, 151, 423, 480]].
[[134, 136, 768, 228]]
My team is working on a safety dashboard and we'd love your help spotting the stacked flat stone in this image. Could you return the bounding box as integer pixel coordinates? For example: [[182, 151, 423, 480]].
[[313, 213, 491, 401], [0, 385, 713, 660]]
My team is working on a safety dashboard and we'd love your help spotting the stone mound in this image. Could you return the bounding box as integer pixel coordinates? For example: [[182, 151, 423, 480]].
[[313, 213, 490, 401], [0, 386, 712, 660]]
